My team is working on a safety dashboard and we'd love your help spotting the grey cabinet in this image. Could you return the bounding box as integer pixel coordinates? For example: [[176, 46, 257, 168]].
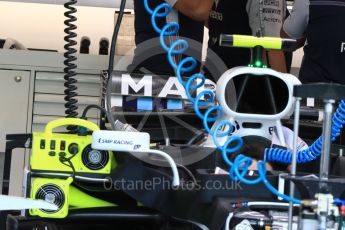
[[32, 71, 102, 132], [0, 49, 119, 195], [0, 69, 30, 196]]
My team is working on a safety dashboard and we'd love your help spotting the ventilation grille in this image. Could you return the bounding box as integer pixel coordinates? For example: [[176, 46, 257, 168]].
[[82, 145, 109, 170], [35, 184, 65, 214]]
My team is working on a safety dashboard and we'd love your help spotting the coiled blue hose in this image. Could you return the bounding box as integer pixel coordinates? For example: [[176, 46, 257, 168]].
[[266, 100, 345, 164], [143, 0, 330, 204]]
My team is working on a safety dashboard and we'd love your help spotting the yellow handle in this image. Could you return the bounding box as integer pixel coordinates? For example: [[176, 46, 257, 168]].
[[45, 118, 100, 135], [233, 35, 282, 49]]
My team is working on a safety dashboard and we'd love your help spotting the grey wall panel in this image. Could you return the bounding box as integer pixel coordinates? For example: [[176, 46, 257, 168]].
[[0, 69, 30, 196], [32, 115, 99, 132], [35, 72, 101, 96], [33, 94, 100, 117]]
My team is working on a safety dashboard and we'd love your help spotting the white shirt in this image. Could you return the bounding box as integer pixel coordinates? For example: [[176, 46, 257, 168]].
[[165, 0, 178, 6], [247, 0, 286, 37]]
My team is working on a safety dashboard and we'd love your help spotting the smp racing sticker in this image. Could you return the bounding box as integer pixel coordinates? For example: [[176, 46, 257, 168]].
[[92, 131, 151, 152]]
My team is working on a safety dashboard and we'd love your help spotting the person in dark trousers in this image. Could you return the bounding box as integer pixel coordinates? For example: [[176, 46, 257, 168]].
[[129, 0, 204, 76], [282, 0, 345, 84]]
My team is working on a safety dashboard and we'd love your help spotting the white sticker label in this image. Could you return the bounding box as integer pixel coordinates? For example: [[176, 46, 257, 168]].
[[306, 98, 315, 107], [92, 130, 150, 152]]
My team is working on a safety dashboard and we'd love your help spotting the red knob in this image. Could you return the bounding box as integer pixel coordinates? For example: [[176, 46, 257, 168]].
[[340, 205, 345, 215]]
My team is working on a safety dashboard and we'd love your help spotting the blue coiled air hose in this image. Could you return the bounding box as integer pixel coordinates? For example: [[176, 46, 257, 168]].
[[265, 100, 345, 164], [143, 0, 336, 204]]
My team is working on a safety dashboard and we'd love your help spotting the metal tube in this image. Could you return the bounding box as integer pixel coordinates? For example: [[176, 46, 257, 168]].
[[1, 0, 134, 9], [0, 153, 4, 194], [288, 97, 302, 230], [319, 100, 335, 191], [317, 100, 335, 230]]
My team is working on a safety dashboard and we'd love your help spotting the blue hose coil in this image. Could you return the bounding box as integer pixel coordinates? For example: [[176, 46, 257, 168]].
[[265, 100, 345, 164], [143, 0, 345, 204]]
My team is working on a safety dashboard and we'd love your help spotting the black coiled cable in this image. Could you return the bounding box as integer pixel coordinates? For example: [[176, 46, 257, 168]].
[[106, 0, 127, 130], [64, 0, 79, 132]]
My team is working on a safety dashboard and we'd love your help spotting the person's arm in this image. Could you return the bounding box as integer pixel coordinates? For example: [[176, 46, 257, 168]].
[[166, 0, 214, 21], [281, 0, 309, 49], [267, 50, 287, 73], [281, 30, 306, 50]]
